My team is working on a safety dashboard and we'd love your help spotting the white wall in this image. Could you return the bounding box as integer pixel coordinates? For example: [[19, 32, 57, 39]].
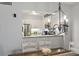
[[71, 4, 79, 53], [0, 4, 22, 55], [62, 4, 72, 49]]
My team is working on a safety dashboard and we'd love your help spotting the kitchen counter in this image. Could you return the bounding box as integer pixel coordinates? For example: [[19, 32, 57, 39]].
[[23, 35, 63, 38]]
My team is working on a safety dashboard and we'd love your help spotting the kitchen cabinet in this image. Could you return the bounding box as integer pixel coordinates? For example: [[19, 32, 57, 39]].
[[22, 35, 64, 52]]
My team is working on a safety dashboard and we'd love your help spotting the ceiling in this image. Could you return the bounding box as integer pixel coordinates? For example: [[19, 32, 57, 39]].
[[62, 2, 79, 6], [0, 2, 78, 6]]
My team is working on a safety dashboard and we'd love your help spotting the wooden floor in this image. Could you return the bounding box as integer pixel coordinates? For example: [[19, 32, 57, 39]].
[[9, 48, 78, 56]]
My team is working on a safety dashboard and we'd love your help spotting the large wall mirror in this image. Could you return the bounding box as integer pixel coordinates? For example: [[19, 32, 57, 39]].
[[22, 2, 69, 36]]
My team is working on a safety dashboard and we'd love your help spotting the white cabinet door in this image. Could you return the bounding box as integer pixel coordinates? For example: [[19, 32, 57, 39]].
[[46, 36, 64, 49], [22, 37, 37, 52]]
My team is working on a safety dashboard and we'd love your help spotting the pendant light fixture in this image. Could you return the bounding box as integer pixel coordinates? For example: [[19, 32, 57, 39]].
[[58, 2, 69, 33], [58, 2, 63, 32], [58, 2, 61, 25]]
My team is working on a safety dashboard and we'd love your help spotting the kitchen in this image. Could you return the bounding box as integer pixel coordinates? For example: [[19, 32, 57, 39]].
[[0, 2, 79, 56]]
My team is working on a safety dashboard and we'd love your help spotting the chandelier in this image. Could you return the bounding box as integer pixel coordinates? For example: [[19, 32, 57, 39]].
[[44, 2, 69, 35]]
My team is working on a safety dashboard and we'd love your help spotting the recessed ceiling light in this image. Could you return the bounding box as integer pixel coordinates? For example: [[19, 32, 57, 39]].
[[52, 13, 56, 15], [32, 11, 38, 15]]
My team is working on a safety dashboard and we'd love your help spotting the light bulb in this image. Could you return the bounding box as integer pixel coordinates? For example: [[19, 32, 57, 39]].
[[63, 15, 69, 23], [64, 15, 67, 19], [48, 19, 50, 23], [65, 18, 68, 22]]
